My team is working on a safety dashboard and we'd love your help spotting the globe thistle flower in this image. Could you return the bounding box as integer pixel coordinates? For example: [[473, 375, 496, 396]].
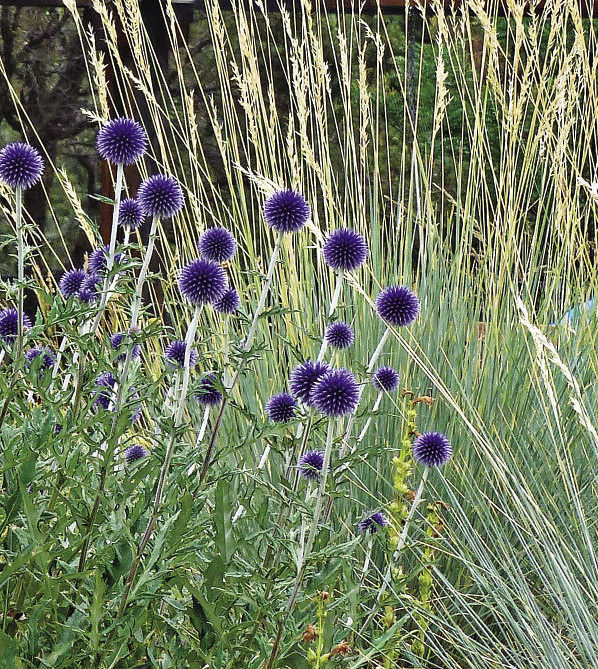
[[88, 246, 127, 275], [297, 449, 325, 480], [325, 321, 354, 349], [322, 228, 368, 272], [25, 346, 55, 370], [110, 332, 141, 362], [178, 258, 227, 305], [54, 423, 63, 434], [0, 307, 32, 343], [289, 360, 330, 405], [164, 339, 198, 369], [0, 142, 43, 190], [412, 431, 452, 468], [375, 285, 420, 327], [118, 198, 143, 230], [213, 288, 240, 314], [138, 174, 184, 219], [58, 268, 86, 298], [96, 117, 147, 166], [358, 511, 390, 534], [198, 226, 237, 263], [310, 368, 360, 417], [265, 392, 297, 423], [263, 189, 310, 233], [372, 366, 400, 393], [124, 444, 148, 464], [94, 371, 116, 410], [195, 373, 223, 406], [78, 274, 102, 303]]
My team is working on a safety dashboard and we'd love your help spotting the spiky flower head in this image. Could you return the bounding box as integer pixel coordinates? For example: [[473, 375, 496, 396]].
[[164, 339, 198, 369], [322, 228, 368, 272], [372, 366, 399, 393], [110, 332, 141, 362], [58, 268, 86, 298], [96, 117, 147, 166], [213, 288, 240, 314], [289, 360, 330, 405], [118, 198, 143, 230], [375, 285, 420, 327], [25, 346, 55, 370], [88, 246, 127, 275], [125, 444, 148, 464], [297, 449, 325, 480], [78, 273, 102, 302], [412, 431, 452, 468], [265, 392, 297, 423], [0, 308, 32, 343], [198, 226, 237, 263], [358, 511, 390, 534], [311, 368, 360, 417], [263, 189, 310, 233], [178, 258, 227, 305], [0, 142, 43, 190], [94, 371, 116, 410], [195, 373, 223, 406], [325, 321, 354, 349], [138, 174, 184, 219]]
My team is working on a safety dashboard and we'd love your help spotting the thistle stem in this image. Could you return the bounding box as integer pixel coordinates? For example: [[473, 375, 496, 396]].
[[317, 270, 345, 362], [130, 214, 159, 330], [15, 187, 24, 356]]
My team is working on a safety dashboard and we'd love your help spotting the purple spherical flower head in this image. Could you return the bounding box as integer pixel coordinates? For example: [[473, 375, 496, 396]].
[[88, 246, 127, 275], [310, 368, 360, 417], [372, 366, 399, 393], [164, 340, 198, 369], [263, 189, 310, 233], [25, 346, 55, 370], [297, 449, 325, 481], [0, 142, 43, 190], [266, 392, 297, 423], [125, 444, 148, 464], [58, 268, 86, 298], [322, 228, 368, 272], [110, 333, 141, 362], [358, 511, 390, 534], [198, 226, 237, 263], [178, 258, 227, 305], [138, 174, 184, 219], [94, 371, 116, 410], [412, 431, 452, 468], [78, 274, 102, 302], [325, 321, 354, 349], [0, 307, 32, 344], [118, 198, 143, 230], [213, 288, 240, 314], [376, 285, 420, 327], [289, 359, 330, 406], [195, 373, 223, 406], [96, 117, 147, 166]]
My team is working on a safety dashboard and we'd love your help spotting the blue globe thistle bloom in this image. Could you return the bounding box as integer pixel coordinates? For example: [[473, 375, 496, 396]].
[[310, 368, 360, 417], [94, 371, 116, 410], [54, 423, 63, 434], [118, 198, 143, 230], [88, 246, 127, 275], [124, 444, 148, 464], [164, 339, 198, 369], [297, 449, 325, 480], [58, 268, 86, 298], [372, 366, 400, 393], [138, 174, 184, 218], [375, 285, 420, 327], [322, 228, 368, 272], [358, 511, 390, 534], [412, 431, 452, 467], [0, 307, 32, 343], [0, 142, 43, 189], [198, 226, 237, 263], [213, 288, 240, 314], [96, 117, 147, 166], [265, 392, 297, 423], [289, 360, 330, 405], [195, 373, 223, 406], [263, 189, 310, 233], [178, 258, 227, 305], [25, 346, 55, 370], [325, 321, 354, 349], [110, 332, 141, 362], [78, 274, 102, 302]]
